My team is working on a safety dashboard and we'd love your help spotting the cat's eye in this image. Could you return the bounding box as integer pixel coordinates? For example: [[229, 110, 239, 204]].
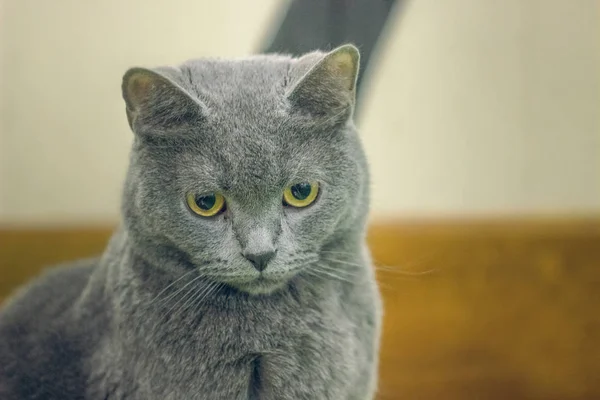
[[283, 182, 319, 208], [186, 192, 226, 217]]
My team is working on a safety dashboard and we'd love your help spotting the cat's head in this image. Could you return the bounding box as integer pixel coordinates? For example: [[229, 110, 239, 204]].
[[121, 45, 369, 295]]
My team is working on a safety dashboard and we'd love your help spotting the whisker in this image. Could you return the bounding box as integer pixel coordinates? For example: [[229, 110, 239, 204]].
[[321, 256, 364, 269], [302, 269, 326, 283], [194, 281, 223, 309], [375, 266, 438, 276], [147, 269, 196, 305], [154, 274, 204, 309], [201, 272, 246, 279], [322, 255, 439, 277], [319, 250, 356, 256], [308, 265, 355, 284], [312, 262, 359, 278], [315, 264, 400, 288], [174, 280, 216, 320], [158, 281, 201, 323]]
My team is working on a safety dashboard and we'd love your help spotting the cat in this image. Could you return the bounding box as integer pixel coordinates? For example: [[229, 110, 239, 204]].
[[0, 44, 382, 400]]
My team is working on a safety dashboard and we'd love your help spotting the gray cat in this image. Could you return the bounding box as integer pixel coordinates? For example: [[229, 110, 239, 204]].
[[0, 44, 382, 400]]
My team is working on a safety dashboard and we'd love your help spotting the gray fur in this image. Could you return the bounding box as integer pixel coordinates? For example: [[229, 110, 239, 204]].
[[0, 45, 382, 399]]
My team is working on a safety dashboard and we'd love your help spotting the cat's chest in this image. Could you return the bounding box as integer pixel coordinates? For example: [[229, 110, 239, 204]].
[[166, 297, 347, 366], [130, 295, 355, 399]]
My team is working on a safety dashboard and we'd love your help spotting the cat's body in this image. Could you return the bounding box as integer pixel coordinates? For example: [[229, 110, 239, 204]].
[[0, 46, 382, 399]]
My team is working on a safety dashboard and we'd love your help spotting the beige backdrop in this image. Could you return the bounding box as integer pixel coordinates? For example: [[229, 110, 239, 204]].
[[0, 0, 598, 225]]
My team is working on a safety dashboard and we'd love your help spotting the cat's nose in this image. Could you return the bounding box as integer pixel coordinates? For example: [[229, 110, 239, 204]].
[[243, 250, 276, 272]]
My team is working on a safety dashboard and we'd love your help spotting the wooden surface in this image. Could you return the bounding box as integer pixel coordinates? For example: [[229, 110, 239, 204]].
[[1, 218, 599, 399]]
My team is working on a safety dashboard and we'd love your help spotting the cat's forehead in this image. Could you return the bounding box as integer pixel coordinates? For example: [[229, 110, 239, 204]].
[[177, 56, 315, 150], [179, 56, 294, 111], [167, 54, 343, 188]]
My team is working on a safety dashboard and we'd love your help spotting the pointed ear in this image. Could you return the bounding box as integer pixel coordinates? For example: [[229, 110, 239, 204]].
[[287, 44, 360, 117], [122, 67, 206, 135]]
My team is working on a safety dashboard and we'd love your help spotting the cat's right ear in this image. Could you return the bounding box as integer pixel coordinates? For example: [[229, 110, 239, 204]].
[[287, 45, 360, 119], [122, 68, 206, 135]]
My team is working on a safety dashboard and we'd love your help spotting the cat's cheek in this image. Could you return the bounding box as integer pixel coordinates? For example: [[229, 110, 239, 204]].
[[281, 205, 321, 231], [173, 200, 231, 254]]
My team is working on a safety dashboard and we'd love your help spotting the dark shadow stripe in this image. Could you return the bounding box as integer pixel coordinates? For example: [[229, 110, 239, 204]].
[[247, 354, 262, 400], [261, 0, 403, 117]]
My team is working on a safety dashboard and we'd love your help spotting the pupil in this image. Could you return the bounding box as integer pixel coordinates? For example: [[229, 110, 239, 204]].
[[291, 183, 312, 200], [196, 194, 216, 210]]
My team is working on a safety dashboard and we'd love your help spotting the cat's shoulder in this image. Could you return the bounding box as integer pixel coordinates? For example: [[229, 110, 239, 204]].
[[0, 258, 98, 322], [0, 258, 98, 399]]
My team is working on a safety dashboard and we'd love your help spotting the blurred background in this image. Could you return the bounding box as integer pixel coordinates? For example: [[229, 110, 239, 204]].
[[1, 0, 599, 399]]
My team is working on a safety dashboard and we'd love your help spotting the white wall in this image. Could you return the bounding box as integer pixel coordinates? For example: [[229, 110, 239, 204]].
[[0, 0, 6, 218], [361, 0, 600, 216], [0, 0, 598, 225]]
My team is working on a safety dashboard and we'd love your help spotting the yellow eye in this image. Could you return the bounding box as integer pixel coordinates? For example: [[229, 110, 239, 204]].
[[283, 182, 319, 208], [186, 192, 226, 217]]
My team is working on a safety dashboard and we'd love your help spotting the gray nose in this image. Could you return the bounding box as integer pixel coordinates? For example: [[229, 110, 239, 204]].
[[244, 250, 276, 272]]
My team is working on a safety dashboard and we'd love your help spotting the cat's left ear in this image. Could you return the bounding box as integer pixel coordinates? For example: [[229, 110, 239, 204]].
[[122, 67, 206, 135], [287, 44, 360, 117]]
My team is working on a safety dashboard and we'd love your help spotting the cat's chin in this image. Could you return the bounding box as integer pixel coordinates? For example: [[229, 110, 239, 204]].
[[233, 277, 287, 296]]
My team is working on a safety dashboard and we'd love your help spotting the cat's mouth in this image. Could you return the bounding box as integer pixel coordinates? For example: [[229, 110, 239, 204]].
[[233, 276, 287, 295]]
